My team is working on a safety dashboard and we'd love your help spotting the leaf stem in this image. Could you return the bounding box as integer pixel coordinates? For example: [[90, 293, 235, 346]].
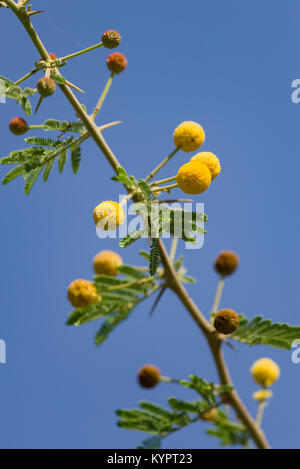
[[152, 183, 178, 192], [91, 73, 115, 121], [14, 68, 37, 86], [151, 175, 177, 186], [145, 148, 180, 182], [256, 401, 267, 427], [211, 276, 225, 314], [58, 41, 104, 62]]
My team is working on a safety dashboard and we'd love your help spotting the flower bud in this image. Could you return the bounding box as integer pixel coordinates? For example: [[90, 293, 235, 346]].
[[37, 77, 56, 97], [106, 52, 127, 74], [214, 250, 239, 276], [67, 279, 99, 308], [93, 250, 122, 276], [138, 364, 161, 388], [9, 117, 28, 136]]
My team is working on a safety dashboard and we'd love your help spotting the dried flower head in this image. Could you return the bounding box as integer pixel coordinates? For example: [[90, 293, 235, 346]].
[[67, 279, 99, 308], [214, 250, 239, 277], [106, 52, 127, 74], [214, 309, 239, 335], [93, 250, 122, 276], [251, 358, 280, 387], [37, 77, 56, 97], [176, 161, 211, 194], [39, 52, 57, 62], [173, 121, 205, 152], [190, 152, 221, 180], [9, 117, 28, 136], [102, 30, 122, 49], [138, 364, 161, 388]]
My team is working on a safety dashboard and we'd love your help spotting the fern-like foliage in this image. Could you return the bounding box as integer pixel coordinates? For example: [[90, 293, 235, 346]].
[[117, 387, 249, 448], [66, 265, 160, 346], [0, 75, 35, 115], [230, 315, 300, 350], [149, 238, 160, 276]]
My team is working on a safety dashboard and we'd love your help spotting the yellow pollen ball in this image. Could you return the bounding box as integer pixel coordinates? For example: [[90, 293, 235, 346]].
[[93, 250, 122, 276], [250, 358, 280, 387], [191, 152, 221, 180], [67, 279, 99, 308], [252, 389, 273, 402], [173, 121, 205, 152], [176, 161, 211, 194], [93, 201, 125, 231]]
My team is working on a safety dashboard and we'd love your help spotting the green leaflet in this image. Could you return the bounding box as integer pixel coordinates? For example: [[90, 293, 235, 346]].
[[206, 410, 249, 447], [24, 166, 44, 194], [0, 76, 34, 115], [94, 309, 131, 346], [58, 151, 67, 173], [119, 228, 148, 248], [42, 119, 84, 133], [137, 436, 162, 449], [230, 315, 300, 350], [149, 238, 160, 276], [71, 145, 81, 173], [43, 158, 55, 182], [2, 165, 26, 185]]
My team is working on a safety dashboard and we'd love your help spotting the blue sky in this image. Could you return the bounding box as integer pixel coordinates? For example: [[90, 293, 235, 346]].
[[1, 0, 300, 449]]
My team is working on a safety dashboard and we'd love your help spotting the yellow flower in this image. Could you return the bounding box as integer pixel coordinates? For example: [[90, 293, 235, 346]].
[[93, 250, 122, 276], [191, 152, 221, 180], [251, 358, 280, 387], [93, 201, 125, 231], [173, 121, 205, 152], [252, 389, 273, 402], [67, 279, 99, 308], [176, 161, 211, 194]]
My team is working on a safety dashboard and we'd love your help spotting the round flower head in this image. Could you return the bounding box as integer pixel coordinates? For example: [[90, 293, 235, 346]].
[[67, 279, 99, 308], [9, 117, 28, 136], [173, 121, 205, 152], [252, 389, 273, 402], [214, 309, 239, 335], [191, 152, 221, 180], [214, 250, 239, 277], [106, 52, 127, 74], [201, 408, 218, 422], [138, 364, 161, 389], [176, 161, 211, 194], [93, 250, 122, 276], [251, 358, 280, 387], [93, 201, 125, 231], [102, 30, 121, 49], [37, 77, 56, 97]]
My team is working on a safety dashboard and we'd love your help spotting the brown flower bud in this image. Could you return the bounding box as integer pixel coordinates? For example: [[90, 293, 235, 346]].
[[106, 52, 127, 74], [37, 77, 56, 97], [138, 364, 161, 388], [214, 309, 239, 335], [39, 53, 57, 62], [214, 250, 239, 276], [9, 117, 28, 136], [102, 30, 121, 49]]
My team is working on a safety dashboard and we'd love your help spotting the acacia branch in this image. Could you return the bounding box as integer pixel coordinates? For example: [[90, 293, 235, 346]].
[[4, 0, 270, 449]]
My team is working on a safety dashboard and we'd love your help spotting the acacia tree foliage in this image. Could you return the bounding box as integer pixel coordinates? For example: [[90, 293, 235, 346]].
[[1, 0, 298, 449]]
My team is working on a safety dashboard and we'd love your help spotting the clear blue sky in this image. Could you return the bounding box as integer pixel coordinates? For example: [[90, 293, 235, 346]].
[[1, 0, 300, 449]]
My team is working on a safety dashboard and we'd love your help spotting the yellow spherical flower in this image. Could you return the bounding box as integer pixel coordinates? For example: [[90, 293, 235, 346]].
[[173, 121, 205, 152], [176, 161, 211, 194], [252, 389, 273, 402], [191, 152, 221, 180], [251, 358, 280, 387], [67, 279, 99, 308], [93, 250, 122, 276], [93, 201, 125, 231]]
